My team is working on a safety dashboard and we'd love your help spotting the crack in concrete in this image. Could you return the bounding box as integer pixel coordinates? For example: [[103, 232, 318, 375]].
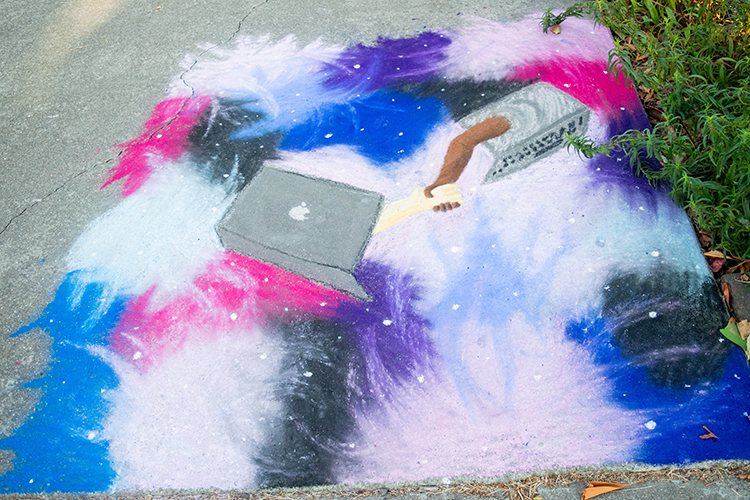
[[230, 0, 271, 41], [118, 0, 271, 173], [0, 159, 113, 239], [2, 0, 273, 241], [176, 0, 272, 95], [0, 207, 32, 240]]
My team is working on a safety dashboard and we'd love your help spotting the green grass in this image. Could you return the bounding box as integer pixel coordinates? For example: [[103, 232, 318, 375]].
[[540, 4, 585, 32], [547, 0, 750, 259]]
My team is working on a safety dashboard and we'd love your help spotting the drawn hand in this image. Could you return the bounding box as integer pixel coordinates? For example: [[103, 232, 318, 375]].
[[372, 184, 464, 234], [422, 183, 463, 212], [405, 184, 463, 212]]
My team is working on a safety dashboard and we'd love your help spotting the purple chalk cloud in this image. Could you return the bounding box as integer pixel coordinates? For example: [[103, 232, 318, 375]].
[[323, 32, 451, 92], [335, 260, 438, 404]]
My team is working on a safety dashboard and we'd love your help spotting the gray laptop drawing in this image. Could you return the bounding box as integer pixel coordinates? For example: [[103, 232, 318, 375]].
[[217, 166, 384, 300]]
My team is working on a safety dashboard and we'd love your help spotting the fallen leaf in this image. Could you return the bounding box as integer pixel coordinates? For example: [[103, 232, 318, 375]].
[[727, 259, 750, 273], [739, 475, 750, 480], [721, 282, 732, 308], [704, 250, 725, 258], [699, 425, 718, 440], [698, 233, 712, 248], [581, 481, 627, 499], [739, 320, 750, 341]]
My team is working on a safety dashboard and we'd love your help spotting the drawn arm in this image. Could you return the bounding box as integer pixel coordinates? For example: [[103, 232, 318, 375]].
[[425, 116, 511, 201], [372, 116, 510, 234]]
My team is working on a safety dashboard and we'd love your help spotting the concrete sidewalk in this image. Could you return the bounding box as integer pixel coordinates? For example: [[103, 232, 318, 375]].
[[1, 0, 748, 498], [4, 466, 750, 499]]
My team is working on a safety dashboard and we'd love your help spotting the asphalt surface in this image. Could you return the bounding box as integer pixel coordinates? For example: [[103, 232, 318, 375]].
[[1, 0, 749, 498]]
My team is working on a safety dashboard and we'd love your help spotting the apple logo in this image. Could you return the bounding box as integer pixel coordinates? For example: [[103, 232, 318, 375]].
[[288, 202, 310, 221]]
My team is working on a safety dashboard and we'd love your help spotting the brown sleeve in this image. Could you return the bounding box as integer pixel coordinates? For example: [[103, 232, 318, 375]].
[[425, 116, 510, 197]]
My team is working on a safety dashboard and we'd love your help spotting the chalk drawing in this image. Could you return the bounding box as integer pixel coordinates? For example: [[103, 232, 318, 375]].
[[2, 17, 747, 495]]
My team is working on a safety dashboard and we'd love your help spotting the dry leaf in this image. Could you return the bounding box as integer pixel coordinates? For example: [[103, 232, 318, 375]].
[[581, 481, 627, 499], [721, 282, 733, 309], [699, 425, 718, 440], [738, 320, 750, 341], [704, 250, 724, 258], [727, 259, 750, 273], [698, 234, 712, 248]]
